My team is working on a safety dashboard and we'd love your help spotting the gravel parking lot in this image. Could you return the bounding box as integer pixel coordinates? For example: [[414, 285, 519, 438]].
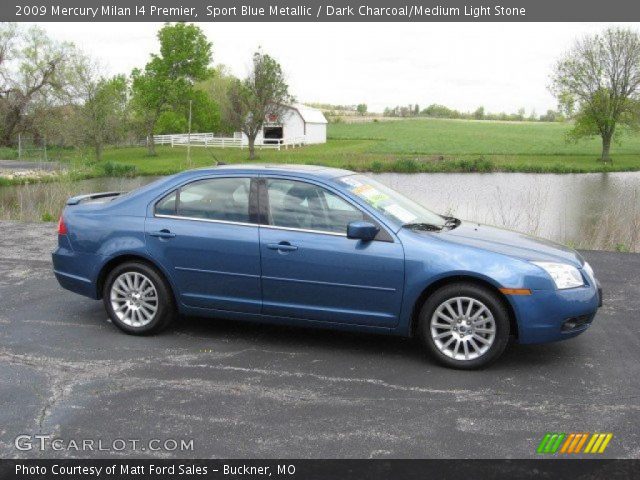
[[1, 221, 639, 459]]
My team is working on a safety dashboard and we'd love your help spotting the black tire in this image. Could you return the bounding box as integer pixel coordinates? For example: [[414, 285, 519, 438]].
[[417, 282, 510, 369], [103, 261, 176, 335]]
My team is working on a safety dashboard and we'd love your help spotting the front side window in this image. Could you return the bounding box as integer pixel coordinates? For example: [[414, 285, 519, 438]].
[[266, 179, 363, 234], [156, 177, 252, 223]]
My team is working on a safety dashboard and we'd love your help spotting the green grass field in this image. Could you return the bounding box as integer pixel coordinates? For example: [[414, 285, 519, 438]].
[[329, 117, 640, 156], [3, 118, 640, 184]]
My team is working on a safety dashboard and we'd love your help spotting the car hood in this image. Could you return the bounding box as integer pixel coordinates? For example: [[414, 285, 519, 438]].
[[436, 221, 584, 267]]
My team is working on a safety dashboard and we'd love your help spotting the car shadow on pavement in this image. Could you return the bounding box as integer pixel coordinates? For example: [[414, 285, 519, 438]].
[[161, 314, 576, 370]]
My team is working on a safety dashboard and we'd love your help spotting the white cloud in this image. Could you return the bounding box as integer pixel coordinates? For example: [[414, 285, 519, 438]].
[[35, 21, 639, 115]]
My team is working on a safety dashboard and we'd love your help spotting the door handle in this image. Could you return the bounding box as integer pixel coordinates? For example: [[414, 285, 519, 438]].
[[267, 242, 298, 252], [149, 229, 176, 239]]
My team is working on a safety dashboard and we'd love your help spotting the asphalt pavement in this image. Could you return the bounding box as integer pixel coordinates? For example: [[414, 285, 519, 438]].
[[0, 221, 639, 459]]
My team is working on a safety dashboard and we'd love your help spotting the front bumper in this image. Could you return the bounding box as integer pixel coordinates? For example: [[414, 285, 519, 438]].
[[509, 282, 601, 344], [597, 280, 603, 307]]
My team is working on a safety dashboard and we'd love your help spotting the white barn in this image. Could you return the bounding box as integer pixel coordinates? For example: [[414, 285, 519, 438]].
[[242, 104, 327, 146]]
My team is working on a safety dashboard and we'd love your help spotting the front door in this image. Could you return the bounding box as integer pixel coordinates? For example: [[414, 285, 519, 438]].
[[146, 176, 262, 313], [259, 178, 405, 327]]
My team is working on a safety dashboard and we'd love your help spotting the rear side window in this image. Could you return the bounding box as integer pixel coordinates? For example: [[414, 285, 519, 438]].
[[155, 177, 252, 223], [155, 191, 177, 215]]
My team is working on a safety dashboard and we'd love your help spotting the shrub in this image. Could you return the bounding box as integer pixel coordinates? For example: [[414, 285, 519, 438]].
[[98, 161, 138, 177], [391, 158, 419, 173], [0, 147, 18, 159], [615, 243, 630, 253], [370, 161, 384, 173]]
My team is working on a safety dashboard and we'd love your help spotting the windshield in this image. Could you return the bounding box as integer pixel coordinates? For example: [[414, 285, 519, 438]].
[[337, 175, 447, 228]]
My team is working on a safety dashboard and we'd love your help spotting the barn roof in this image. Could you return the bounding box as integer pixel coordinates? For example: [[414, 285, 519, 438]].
[[291, 104, 328, 124]]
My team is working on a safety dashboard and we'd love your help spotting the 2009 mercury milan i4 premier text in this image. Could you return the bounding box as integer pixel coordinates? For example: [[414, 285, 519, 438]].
[[53, 164, 602, 369]]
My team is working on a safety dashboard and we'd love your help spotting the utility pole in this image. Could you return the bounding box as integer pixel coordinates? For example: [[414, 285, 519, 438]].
[[187, 99, 193, 168]]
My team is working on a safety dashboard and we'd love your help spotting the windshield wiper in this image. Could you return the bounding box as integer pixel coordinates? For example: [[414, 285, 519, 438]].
[[402, 222, 444, 232], [403, 217, 460, 232], [443, 216, 461, 229]]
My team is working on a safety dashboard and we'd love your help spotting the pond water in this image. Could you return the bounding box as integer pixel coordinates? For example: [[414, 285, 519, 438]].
[[1, 171, 639, 251], [373, 172, 640, 251]]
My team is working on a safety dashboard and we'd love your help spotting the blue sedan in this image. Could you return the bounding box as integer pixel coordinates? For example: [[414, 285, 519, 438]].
[[53, 164, 601, 368]]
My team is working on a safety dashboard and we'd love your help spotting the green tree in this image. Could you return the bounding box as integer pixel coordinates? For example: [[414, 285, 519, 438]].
[[227, 50, 293, 160], [356, 103, 367, 116], [77, 73, 128, 161], [199, 65, 238, 134], [131, 23, 212, 155], [551, 27, 640, 162], [156, 89, 220, 134], [473, 106, 485, 120]]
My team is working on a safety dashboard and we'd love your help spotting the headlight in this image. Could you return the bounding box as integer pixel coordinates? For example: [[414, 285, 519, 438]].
[[583, 261, 595, 282], [532, 261, 584, 289]]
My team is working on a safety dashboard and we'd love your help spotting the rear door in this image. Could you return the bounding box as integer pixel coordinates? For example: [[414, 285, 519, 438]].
[[259, 177, 405, 327], [146, 176, 262, 313]]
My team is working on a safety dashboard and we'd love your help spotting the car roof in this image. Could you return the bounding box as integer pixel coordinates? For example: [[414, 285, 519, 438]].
[[186, 163, 354, 180]]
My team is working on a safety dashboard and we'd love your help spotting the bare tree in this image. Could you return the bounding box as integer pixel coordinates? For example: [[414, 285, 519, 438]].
[[551, 27, 640, 162], [227, 50, 293, 160], [0, 25, 82, 146]]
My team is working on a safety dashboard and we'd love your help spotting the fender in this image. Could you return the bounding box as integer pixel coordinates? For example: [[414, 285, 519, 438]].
[[94, 248, 181, 304]]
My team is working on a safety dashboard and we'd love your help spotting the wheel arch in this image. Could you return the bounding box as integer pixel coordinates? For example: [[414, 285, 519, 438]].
[[409, 275, 519, 339], [96, 253, 178, 306]]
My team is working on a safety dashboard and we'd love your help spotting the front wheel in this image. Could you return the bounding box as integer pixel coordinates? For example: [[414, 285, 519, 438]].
[[418, 283, 511, 369], [103, 262, 176, 335]]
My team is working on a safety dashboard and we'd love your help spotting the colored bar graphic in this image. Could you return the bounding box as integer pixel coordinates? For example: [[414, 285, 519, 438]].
[[537, 433, 566, 454], [560, 433, 575, 453], [598, 434, 613, 453], [584, 434, 597, 453], [574, 433, 589, 453], [538, 433, 613, 454], [550, 433, 565, 453], [568, 433, 582, 453]]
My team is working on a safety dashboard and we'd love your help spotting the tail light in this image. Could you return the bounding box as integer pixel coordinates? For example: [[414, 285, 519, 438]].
[[58, 216, 68, 235]]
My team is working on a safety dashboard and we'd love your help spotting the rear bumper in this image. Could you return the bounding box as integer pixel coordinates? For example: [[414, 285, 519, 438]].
[[53, 269, 97, 299], [52, 246, 100, 299], [510, 283, 600, 344]]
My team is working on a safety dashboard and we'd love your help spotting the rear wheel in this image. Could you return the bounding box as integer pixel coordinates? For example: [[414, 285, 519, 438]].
[[103, 262, 175, 335], [418, 283, 510, 369]]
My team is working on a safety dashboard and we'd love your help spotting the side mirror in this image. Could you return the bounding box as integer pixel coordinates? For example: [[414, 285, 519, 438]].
[[347, 221, 379, 242]]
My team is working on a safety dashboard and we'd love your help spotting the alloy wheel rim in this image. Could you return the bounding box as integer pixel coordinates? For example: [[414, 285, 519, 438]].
[[110, 272, 158, 327], [430, 296, 496, 361]]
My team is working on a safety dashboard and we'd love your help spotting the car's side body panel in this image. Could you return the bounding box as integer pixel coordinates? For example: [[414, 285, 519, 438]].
[[259, 226, 405, 327], [52, 164, 601, 345], [53, 210, 148, 299], [395, 229, 599, 342], [145, 215, 262, 313]]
